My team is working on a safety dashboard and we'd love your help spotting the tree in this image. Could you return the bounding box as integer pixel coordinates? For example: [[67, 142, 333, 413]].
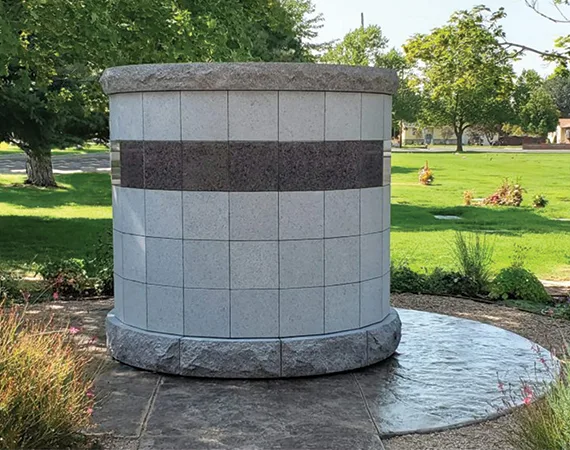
[[320, 25, 388, 66], [376, 49, 422, 144], [0, 0, 321, 186], [404, 7, 516, 152], [520, 88, 560, 136], [546, 72, 570, 116], [513, 69, 544, 114]]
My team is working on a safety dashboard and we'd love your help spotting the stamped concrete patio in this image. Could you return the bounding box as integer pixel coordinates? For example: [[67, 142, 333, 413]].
[[84, 306, 553, 450]]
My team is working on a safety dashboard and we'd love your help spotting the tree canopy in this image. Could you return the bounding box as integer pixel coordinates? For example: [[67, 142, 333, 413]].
[[0, 0, 321, 186], [404, 6, 516, 151]]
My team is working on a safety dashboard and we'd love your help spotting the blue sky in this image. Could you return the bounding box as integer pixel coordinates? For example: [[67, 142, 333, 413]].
[[312, 0, 568, 75]]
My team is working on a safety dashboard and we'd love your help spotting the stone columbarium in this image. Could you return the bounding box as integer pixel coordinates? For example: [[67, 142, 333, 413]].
[[100, 63, 401, 378]]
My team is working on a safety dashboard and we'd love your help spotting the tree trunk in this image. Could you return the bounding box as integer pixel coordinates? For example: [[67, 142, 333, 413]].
[[25, 149, 56, 187], [455, 129, 464, 152], [399, 120, 403, 148]]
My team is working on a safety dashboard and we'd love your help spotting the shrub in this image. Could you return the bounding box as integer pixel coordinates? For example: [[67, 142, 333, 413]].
[[37, 258, 89, 298], [0, 271, 21, 303], [0, 304, 95, 449], [490, 266, 551, 303], [424, 267, 482, 297], [451, 232, 494, 294], [391, 263, 426, 294], [85, 232, 113, 296], [533, 194, 549, 208], [483, 178, 524, 207], [418, 160, 434, 185], [506, 356, 570, 449]]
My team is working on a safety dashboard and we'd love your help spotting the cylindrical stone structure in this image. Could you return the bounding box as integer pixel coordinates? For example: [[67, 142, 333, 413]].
[[101, 63, 401, 378]]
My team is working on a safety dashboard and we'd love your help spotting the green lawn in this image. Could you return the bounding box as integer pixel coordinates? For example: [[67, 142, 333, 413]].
[[0, 173, 111, 272], [0, 152, 569, 280], [0, 142, 108, 156], [391, 152, 570, 280]]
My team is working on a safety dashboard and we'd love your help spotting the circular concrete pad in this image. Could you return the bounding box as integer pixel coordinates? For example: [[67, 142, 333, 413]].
[[97, 308, 556, 447], [360, 309, 555, 435]]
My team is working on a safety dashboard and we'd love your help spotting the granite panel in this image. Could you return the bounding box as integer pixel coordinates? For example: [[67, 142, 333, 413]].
[[230, 241, 278, 289], [280, 287, 325, 337], [361, 93, 385, 141], [145, 190, 182, 239], [146, 237, 183, 288], [183, 191, 229, 240], [278, 141, 325, 191], [182, 142, 229, 191], [184, 289, 230, 338], [147, 285, 184, 335], [144, 141, 182, 190], [228, 91, 278, 141], [325, 283, 360, 333], [323, 141, 361, 190], [120, 144, 143, 188], [279, 240, 324, 288], [181, 91, 228, 141], [279, 191, 324, 240], [230, 290, 279, 338], [109, 93, 143, 140], [229, 142, 278, 191], [278, 91, 325, 141], [325, 92, 361, 141], [360, 141, 383, 188], [142, 92, 181, 141], [229, 192, 278, 240], [324, 189, 360, 238]]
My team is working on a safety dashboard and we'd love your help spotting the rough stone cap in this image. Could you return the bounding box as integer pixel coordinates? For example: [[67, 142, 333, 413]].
[[100, 63, 398, 95]]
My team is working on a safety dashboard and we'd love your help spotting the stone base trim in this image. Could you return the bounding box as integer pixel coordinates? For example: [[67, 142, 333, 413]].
[[106, 309, 401, 378]]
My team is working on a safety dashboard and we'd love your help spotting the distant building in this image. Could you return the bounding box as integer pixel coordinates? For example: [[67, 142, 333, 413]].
[[553, 118, 570, 144], [400, 123, 469, 146]]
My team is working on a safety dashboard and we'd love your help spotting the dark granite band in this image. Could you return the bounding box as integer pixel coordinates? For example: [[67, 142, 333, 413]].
[[100, 63, 398, 95], [114, 141, 388, 191]]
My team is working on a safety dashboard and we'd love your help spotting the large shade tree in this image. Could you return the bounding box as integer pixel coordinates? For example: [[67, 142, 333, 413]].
[[0, 0, 321, 186], [404, 7, 516, 152]]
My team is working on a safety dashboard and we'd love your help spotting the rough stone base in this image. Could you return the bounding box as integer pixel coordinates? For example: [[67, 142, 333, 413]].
[[106, 309, 401, 378]]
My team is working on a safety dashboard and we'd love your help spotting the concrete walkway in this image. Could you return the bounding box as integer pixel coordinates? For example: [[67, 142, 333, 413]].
[[0, 152, 109, 174]]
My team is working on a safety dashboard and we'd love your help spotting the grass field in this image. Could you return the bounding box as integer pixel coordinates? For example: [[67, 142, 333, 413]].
[[0, 142, 108, 156], [0, 152, 569, 279], [391, 152, 570, 280]]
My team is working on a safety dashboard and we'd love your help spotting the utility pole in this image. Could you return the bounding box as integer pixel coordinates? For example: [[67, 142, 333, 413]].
[[361, 12, 364, 28]]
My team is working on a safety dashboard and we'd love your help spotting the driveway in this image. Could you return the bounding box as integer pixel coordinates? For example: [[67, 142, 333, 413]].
[[0, 152, 110, 174]]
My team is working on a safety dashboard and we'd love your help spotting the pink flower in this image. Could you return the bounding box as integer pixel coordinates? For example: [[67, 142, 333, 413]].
[[540, 357, 547, 366], [87, 407, 93, 415], [86, 390, 94, 399], [53, 291, 59, 300], [69, 326, 80, 335], [523, 396, 532, 405], [523, 385, 533, 396]]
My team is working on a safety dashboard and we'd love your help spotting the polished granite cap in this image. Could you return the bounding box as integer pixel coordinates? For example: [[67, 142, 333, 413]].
[[100, 63, 399, 95]]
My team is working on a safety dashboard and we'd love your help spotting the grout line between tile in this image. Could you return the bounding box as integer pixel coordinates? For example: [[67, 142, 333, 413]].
[[352, 372, 385, 446], [322, 190, 326, 332], [135, 376, 163, 446], [277, 90, 281, 338]]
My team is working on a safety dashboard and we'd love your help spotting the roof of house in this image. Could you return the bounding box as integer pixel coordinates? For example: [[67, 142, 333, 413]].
[[560, 118, 570, 128]]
